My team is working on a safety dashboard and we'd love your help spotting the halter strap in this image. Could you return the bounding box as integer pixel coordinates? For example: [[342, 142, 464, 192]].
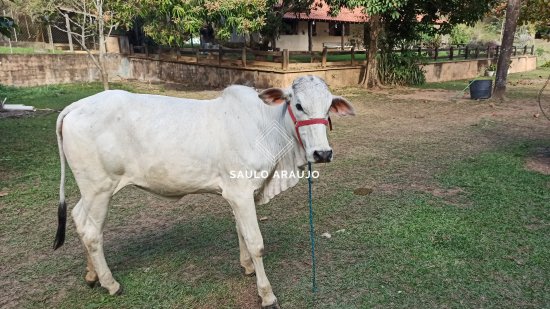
[[287, 102, 332, 148]]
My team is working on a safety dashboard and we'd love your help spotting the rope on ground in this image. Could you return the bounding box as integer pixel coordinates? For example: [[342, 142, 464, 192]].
[[307, 162, 318, 295]]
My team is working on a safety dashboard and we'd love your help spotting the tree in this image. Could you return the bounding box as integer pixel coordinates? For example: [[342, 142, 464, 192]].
[[16, 0, 118, 90], [114, 0, 272, 47], [326, 0, 498, 88], [493, 0, 521, 100], [520, 0, 550, 29]]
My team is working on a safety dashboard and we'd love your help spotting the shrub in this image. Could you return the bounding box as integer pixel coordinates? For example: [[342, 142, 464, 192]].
[[450, 24, 472, 45], [378, 51, 426, 86]]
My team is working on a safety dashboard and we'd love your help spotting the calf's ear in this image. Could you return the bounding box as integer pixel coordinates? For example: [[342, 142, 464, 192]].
[[259, 88, 289, 105], [330, 96, 355, 116]]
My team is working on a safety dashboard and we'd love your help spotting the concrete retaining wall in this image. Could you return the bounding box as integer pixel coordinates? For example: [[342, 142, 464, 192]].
[[421, 55, 537, 83], [0, 52, 537, 89]]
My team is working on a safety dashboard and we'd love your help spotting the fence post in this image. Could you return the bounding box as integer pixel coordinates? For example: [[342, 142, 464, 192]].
[[322, 47, 328, 68], [282, 49, 289, 70], [417, 46, 421, 57], [129, 44, 134, 55], [495, 46, 499, 59], [218, 45, 224, 66], [464, 46, 469, 59], [449, 46, 454, 60], [486, 46, 490, 59], [351, 46, 355, 66], [434, 47, 438, 61], [195, 48, 200, 63], [242, 48, 247, 67], [513, 46, 517, 56], [475, 47, 479, 58], [531, 45, 534, 55], [144, 45, 149, 57], [523, 45, 527, 55]]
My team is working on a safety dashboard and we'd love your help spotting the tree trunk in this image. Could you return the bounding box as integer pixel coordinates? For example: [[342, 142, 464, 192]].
[[494, 0, 521, 100], [96, 0, 109, 90], [64, 14, 74, 53], [363, 14, 381, 89]]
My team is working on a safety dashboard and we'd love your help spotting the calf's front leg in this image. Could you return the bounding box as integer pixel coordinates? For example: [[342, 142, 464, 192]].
[[224, 190, 279, 309]]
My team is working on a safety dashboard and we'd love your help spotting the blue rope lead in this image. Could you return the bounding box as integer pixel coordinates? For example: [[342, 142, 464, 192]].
[[308, 162, 318, 293]]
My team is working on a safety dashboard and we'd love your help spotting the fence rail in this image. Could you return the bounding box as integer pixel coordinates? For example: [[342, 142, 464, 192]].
[[127, 44, 535, 71], [402, 45, 535, 62]]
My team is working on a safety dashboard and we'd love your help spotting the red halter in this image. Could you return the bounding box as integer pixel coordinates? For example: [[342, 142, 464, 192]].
[[286, 102, 333, 148]]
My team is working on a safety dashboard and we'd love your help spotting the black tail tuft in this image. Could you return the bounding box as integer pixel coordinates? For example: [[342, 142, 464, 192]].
[[53, 201, 67, 250]]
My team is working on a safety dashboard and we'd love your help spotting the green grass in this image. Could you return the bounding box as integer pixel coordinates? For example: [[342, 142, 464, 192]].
[[0, 46, 63, 54], [0, 81, 548, 308]]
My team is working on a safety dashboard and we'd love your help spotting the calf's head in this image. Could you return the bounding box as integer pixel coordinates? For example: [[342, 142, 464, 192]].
[[259, 76, 354, 163]]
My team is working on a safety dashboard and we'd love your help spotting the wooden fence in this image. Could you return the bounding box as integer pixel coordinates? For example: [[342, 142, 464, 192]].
[[128, 44, 535, 71]]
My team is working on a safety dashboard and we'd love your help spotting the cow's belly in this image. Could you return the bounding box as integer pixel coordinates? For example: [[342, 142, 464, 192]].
[[128, 160, 223, 197]]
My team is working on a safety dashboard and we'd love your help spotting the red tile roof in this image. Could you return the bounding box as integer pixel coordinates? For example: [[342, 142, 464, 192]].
[[283, 0, 368, 23]]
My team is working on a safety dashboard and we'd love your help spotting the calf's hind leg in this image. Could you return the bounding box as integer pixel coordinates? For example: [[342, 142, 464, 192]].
[[72, 189, 121, 295]]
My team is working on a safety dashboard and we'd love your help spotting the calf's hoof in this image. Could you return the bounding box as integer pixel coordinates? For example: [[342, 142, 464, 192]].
[[85, 272, 99, 288], [85, 278, 98, 288], [261, 300, 280, 309], [243, 268, 256, 277], [105, 282, 123, 296]]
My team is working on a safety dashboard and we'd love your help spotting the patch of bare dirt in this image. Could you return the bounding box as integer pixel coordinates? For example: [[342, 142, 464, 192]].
[[390, 89, 465, 102], [525, 147, 550, 175], [0, 110, 34, 119]]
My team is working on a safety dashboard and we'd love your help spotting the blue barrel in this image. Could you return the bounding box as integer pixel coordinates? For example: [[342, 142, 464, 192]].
[[469, 80, 493, 99]]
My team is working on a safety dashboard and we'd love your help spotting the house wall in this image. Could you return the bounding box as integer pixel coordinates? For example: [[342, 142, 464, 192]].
[[277, 21, 363, 51]]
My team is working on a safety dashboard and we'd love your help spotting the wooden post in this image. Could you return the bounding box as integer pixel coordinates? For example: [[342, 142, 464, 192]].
[[495, 46, 500, 58], [530, 45, 534, 55], [513, 46, 517, 56], [351, 46, 355, 65], [242, 47, 247, 67], [449, 46, 454, 60], [241, 46, 246, 68], [475, 47, 479, 58], [307, 21, 313, 52], [417, 46, 421, 57], [434, 47, 438, 61], [219, 45, 223, 66], [486, 46, 490, 58], [145, 45, 149, 57], [464, 46, 469, 59], [321, 47, 327, 67], [341, 23, 346, 50], [523, 45, 527, 55], [282, 49, 289, 70]]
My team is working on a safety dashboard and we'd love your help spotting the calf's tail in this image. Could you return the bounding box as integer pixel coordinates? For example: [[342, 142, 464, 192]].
[[53, 108, 71, 250]]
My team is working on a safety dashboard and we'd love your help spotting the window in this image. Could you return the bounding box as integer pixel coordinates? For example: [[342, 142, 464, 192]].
[[283, 20, 299, 35], [328, 22, 350, 36]]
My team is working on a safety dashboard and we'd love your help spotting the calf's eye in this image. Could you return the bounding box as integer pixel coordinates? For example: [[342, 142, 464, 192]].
[[295, 103, 304, 112]]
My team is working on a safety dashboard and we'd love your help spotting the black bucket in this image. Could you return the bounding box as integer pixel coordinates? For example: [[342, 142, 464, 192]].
[[469, 80, 493, 100]]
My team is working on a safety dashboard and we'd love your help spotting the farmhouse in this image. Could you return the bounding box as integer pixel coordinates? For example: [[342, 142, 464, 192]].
[[277, 0, 367, 51]]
